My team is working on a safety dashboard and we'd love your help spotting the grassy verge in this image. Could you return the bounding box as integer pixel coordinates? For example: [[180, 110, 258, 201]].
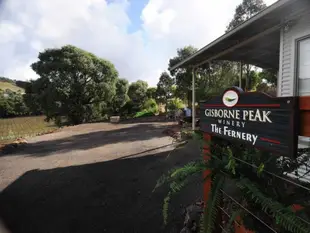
[[133, 110, 156, 118], [0, 116, 58, 144]]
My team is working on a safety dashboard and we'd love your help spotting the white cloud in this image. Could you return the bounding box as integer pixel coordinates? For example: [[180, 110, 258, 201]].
[[0, 0, 277, 86]]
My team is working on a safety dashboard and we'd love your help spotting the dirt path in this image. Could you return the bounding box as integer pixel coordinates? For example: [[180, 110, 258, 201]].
[[0, 122, 201, 233]]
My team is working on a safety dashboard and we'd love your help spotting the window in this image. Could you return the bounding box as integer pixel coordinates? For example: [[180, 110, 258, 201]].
[[297, 37, 310, 80], [296, 37, 310, 149], [297, 37, 310, 97]]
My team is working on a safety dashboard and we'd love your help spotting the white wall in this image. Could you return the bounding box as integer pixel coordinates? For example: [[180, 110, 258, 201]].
[[278, 0, 310, 97], [277, 0, 310, 149]]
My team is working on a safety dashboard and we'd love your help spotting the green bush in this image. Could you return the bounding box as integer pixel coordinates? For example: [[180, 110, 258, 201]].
[[143, 98, 159, 114], [167, 98, 184, 111], [0, 90, 30, 118], [133, 99, 159, 118], [133, 109, 155, 118], [143, 99, 158, 113]]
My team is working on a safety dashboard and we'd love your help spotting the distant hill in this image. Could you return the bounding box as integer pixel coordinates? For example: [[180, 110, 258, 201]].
[[0, 77, 28, 93], [0, 81, 25, 93]]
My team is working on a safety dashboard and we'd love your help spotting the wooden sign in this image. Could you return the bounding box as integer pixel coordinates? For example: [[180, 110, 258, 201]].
[[199, 87, 299, 157]]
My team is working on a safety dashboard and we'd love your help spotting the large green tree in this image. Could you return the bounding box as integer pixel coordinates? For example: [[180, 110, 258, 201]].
[[0, 89, 29, 117], [128, 80, 148, 109], [146, 87, 157, 99], [110, 78, 129, 114], [168, 46, 198, 103], [196, 61, 239, 101], [156, 71, 174, 112], [258, 69, 277, 86], [226, 0, 267, 90], [226, 0, 266, 32], [23, 81, 43, 115], [30, 45, 118, 125]]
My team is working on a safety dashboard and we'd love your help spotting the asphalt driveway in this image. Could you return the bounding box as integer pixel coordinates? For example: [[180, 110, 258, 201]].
[[0, 122, 202, 233]]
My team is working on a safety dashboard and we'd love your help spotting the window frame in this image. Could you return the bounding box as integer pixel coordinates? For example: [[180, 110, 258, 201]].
[[295, 35, 310, 95]]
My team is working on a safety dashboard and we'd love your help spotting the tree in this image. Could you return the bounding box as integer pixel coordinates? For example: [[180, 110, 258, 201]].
[[226, 0, 266, 32], [143, 98, 158, 114], [156, 71, 174, 112], [256, 69, 277, 96], [0, 76, 15, 84], [146, 87, 157, 99], [23, 80, 43, 115], [167, 98, 184, 111], [110, 78, 129, 114], [196, 61, 239, 101], [168, 46, 198, 103], [226, 0, 267, 90], [258, 69, 277, 86], [31, 45, 118, 125], [0, 89, 29, 117], [128, 80, 148, 109]]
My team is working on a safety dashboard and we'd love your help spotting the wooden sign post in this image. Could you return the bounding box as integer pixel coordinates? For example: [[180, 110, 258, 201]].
[[200, 87, 299, 158], [199, 87, 302, 233]]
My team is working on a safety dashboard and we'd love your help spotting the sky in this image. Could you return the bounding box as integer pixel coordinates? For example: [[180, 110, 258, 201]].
[[0, 0, 277, 87]]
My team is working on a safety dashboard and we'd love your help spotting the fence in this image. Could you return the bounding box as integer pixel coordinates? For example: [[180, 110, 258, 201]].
[[201, 96, 310, 233]]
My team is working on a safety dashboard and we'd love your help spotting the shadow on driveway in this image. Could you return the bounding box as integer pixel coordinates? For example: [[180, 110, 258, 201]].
[[1, 123, 172, 157], [0, 143, 202, 233]]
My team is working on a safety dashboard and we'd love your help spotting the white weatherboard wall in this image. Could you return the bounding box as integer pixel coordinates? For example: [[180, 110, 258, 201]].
[[277, 0, 310, 150], [278, 0, 310, 97]]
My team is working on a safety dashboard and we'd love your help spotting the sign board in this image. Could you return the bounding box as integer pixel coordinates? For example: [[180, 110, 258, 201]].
[[199, 87, 299, 157]]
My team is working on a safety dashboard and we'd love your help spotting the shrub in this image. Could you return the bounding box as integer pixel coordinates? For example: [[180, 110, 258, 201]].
[[167, 98, 184, 111], [133, 109, 155, 118], [132, 99, 159, 118], [143, 98, 159, 114]]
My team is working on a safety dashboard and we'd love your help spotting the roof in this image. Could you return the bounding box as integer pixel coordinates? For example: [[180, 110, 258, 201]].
[[169, 0, 307, 71]]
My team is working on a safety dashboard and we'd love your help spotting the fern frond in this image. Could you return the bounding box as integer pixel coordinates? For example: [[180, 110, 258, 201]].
[[163, 191, 171, 225], [204, 174, 225, 233], [237, 178, 310, 233], [199, 212, 205, 233], [160, 160, 206, 225], [153, 168, 177, 192], [170, 161, 205, 180], [224, 209, 242, 233], [225, 147, 236, 175]]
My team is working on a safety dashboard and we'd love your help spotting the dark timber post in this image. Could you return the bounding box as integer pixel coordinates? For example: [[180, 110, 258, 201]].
[[192, 67, 196, 131]]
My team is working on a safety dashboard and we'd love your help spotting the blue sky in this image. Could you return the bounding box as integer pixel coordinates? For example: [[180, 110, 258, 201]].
[[0, 0, 277, 87], [127, 0, 146, 33]]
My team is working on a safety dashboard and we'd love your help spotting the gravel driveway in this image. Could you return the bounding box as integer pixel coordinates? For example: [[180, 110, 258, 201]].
[[0, 122, 201, 233]]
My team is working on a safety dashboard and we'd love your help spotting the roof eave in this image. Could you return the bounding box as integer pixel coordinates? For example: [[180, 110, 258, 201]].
[[169, 0, 292, 71]]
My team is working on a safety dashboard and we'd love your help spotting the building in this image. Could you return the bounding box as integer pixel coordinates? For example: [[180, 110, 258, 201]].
[[170, 0, 310, 146], [169, 0, 310, 180]]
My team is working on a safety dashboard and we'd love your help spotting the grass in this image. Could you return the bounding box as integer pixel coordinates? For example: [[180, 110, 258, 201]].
[[0, 81, 24, 93], [133, 110, 156, 118], [0, 116, 58, 144]]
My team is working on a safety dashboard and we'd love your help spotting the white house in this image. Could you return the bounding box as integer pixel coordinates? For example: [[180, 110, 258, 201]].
[[169, 0, 310, 180], [170, 0, 310, 145]]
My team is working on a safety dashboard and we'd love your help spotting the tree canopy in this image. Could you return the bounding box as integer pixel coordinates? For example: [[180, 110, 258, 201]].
[[30, 45, 119, 125], [168, 46, 198, 103], [0, 89, 29, 118], [156, 71, 174, 111], [111, 78, 129, 114], [226, 0, 268, 90], [146, 87, 157, 100], [1, 0, 278, 122], [226, 0, 266, 32], [128, 80, 148, 108]]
